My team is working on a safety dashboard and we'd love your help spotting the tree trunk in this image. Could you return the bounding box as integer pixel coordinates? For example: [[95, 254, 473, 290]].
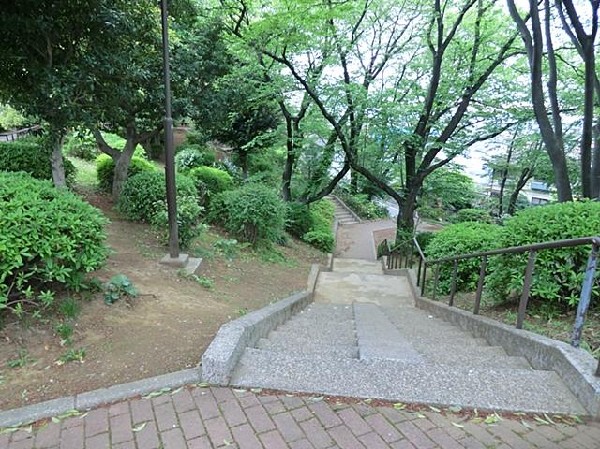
[[593, 119, 600, 198], [111, 143, 135, 200], [507, 168, 533, 215], [396, 183, 420, 243], [50, 131, 66, 188], [281, 117, 297, 202]]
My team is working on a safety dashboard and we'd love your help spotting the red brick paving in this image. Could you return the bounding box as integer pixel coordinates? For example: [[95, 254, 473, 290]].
[[3, 385, 600, 448]]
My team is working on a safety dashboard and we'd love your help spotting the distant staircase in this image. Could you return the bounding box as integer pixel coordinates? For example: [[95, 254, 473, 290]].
[[328, 195, 360, 225], [231, 258, 587, 415]]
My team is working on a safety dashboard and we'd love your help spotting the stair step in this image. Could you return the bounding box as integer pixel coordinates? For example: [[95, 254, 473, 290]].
[[256, 339, 358, 358], [266, 329, 356, 346], [232, 349, 586, 415]]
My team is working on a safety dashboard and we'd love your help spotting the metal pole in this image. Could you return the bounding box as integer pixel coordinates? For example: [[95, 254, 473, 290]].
[[160, 0, 179, 258], [571, 242, 599, 348]]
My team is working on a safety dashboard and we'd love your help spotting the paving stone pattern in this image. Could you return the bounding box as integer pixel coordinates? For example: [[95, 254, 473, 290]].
[[4, 386, 600, 449]]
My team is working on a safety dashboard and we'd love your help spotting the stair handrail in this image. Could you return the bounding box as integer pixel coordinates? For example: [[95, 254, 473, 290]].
[[410, 235, 600, 377]]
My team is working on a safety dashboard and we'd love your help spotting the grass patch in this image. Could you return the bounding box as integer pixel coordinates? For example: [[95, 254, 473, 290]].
[[68, 156, 97, 187]]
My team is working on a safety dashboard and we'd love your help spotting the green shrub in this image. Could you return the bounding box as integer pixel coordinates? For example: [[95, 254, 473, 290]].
[[302, 230, 334, 252], [415, 231, 436, 252], [487, 201, 600, 309], [151, 195, 203, 248], [0, 138, 75, 184], [96, 153, 156, 193], [426, 222, 502, 295], [301, 200, 335, 252], [117, 171, 197, 223], [286, 203, 313, 238], [210, 184, 286, 245], [335, 190, 388, 220], [63, 131, 98, 161], [449, 208, 493, 224], [188, 166, 233, 205], [0, 172, 108, 315], [175, 145, 216, 172]]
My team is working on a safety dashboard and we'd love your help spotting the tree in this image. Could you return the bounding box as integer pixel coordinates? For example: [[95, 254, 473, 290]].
[[420, 166, 477, 212], [555, 0, 600, 198], [0, 0, 116, 187]]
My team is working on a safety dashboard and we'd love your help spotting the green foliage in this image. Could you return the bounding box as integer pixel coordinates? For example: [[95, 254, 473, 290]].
[[0, 138, 75, 184], [117, 171, 197, 223], [213, 238, 245, 261], [335, 190, 388, 220], [96, 153, 156, 193], [58, 347, 86, 364], [63, 131, 98, 161], [188, 166, 234, 206], [7, 349, 35, 369], [103, 274, 138, 305], [421, 168, 476, 211], [487, 201, 600, 309], [449, 208, 493, 224], [415, 231, 436, 252], [151, 196, 204, 248], [175, 145, 215, 172], [426, 222, 502, 295], [285, 200, 335, 252], [210, 184, 286, 245], [0, 172, 108, 315], [0, 104, 29, 131]]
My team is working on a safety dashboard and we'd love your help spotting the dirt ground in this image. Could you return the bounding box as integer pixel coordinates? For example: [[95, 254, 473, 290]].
[[0, 191, 326, 411]]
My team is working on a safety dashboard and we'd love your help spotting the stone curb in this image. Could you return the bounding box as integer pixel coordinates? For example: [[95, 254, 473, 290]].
[[401, 267, 600, 418], [0, 368, 200, 428]]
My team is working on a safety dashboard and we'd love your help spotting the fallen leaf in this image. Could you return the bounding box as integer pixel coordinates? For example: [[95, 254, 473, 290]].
[[451, 422, 464, 428], [521, 420, 532, 429], [393, 402, 406, 410], [428, 406, 441, 413], [533, 415, 549, 425], [132, 423, 147, 433]]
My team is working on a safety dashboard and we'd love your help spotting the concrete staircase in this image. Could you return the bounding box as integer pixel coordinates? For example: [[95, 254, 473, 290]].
[[329, 196, 360, 225], [231, 258, 587, 415]]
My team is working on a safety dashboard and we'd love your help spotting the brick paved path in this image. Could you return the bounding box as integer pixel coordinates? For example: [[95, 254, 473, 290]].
[[3, 385, 600, 449]]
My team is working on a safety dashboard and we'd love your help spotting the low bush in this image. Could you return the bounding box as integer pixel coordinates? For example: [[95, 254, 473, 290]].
[[449, 208, 493, 224], [426, 222, 502, 295], [188, 166, 233, 205], [151, 195, 204, 248], [96, 153, 156, 193], [0, 138, 76, 184], [210, 184, 286, 246], [117, 171, 197, 223], [415, 231, 436, 252], [63, 131, 98, 161], [286, 203, 313, 238], [0, 172, 108, 315], [487, 201, 600, 309], [175, 145, 215, 172], [285, 200, 334, 252]]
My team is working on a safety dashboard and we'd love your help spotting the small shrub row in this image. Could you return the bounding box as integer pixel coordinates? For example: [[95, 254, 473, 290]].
[[0, 138, 76, 185], [175, 144, 216, 172], [448, 208, 493, 224], [285, 200, 335, 252], [0, 172, 108, 314]]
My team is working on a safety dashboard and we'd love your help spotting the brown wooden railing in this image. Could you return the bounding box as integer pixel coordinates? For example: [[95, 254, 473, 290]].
[[379, 235, 600, 376]]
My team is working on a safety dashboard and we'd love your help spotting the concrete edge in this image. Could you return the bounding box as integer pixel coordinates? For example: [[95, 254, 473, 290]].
[[201, 289, 315, 385], [0, 368, 201, 429], [402, 268, 600, 418], [307, 264, 321, 293]]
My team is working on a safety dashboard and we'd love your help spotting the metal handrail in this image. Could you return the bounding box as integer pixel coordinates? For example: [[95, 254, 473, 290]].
[[406, 235, 600, 377]]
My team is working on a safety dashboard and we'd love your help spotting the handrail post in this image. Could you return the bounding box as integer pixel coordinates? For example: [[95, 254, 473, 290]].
[[571, 241, 599, 349], [449, 260, 458, 307], [473, 255, 487, 315], [516, 250, 536, 329], [417, 258, 423, 287], [432, 264, 440, 301], [421, 264, 427, 296]]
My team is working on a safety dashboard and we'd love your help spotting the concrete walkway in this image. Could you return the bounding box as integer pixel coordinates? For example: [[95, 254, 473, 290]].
[[3, 384, 600, 449]]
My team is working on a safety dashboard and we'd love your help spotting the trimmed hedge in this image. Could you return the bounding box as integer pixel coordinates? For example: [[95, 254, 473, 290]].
[[0, 138, 75, 184], [174, 145, 215, 172], [210, 184, 286, 245], [488, 201, 600, 308], [0, 172, 108, 313], [96, 153, 156, 193], [449, 208, 493, 224]]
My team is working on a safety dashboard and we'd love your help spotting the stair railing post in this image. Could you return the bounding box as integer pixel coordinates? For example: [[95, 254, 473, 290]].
[[570, 240, 599, 349], [432, 264, 440, 301], [473, 255, 487, 315], [449, 260, 458, 307], [516, 250, 536, 329], [421, 264, 428, 297]]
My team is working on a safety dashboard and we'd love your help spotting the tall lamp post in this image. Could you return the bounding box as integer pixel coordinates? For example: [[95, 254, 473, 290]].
[[160, 0, 180, 260]]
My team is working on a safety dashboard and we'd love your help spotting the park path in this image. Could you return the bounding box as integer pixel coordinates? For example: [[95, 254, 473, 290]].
[[3, 197, 600, 448]]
